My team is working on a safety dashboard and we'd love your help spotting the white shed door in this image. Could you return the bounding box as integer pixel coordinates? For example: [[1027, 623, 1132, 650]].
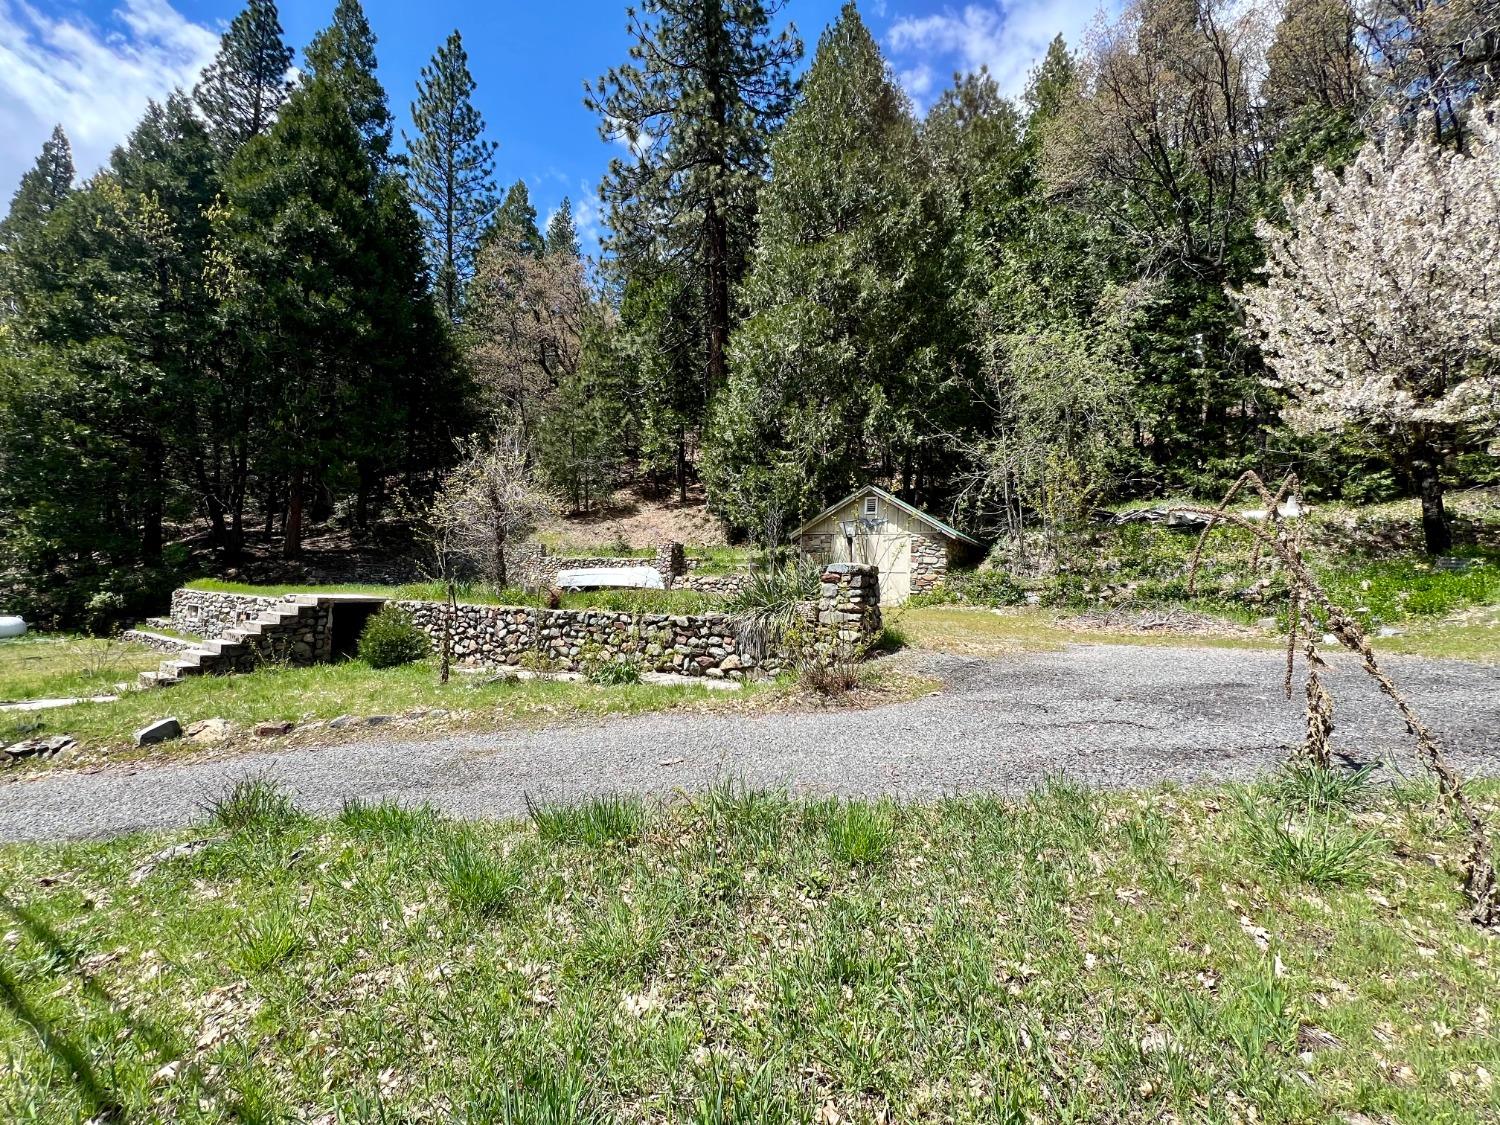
[[837, 530, 908, 605]]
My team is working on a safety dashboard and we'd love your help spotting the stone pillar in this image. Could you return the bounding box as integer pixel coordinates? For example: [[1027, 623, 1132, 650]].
[[813, 562, 881, 659], [655, 541, 687, 584]]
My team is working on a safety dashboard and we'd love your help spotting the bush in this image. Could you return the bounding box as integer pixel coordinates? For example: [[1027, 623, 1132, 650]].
[[797, 657, 864, 697], [585, 654, 643, 686], [950, 569, 1027, 607], [358, 605, 430, 669]]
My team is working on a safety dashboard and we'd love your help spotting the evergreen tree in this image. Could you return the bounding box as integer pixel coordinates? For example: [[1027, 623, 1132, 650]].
[[0, 126, 75, 323], [304, 0, 394, 165], [1023, 35, 1076, 137], [193, 0, 295, 159], [488, 180, 541, 255], [407, 30, 497, 321], [544, 197, 579, 258], [214, 78, 397, 556], [1, 125, 74, 253], [0, 172, 197, 623], [587, 0, 802, 399], [703, 3, 954, 533]]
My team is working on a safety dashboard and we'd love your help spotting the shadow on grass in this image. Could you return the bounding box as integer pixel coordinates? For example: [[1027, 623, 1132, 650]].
[[0, 892, 240, 1119]]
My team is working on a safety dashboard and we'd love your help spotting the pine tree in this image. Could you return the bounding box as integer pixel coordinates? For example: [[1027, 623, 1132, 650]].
[[406, 30, 497, 321], [488, 180, 541, 255], [193, 0, 295, 159], [586, 0, 801, 398], [1024, 35, 1076, 136], [304, 0, 394, 165], [544, 197, 579, 258]]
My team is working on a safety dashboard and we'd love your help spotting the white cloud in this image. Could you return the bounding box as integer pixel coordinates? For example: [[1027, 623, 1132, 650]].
[[885, 0, 1107, 107], [569, 183, 604, 256], [0, 0, 218, 201]]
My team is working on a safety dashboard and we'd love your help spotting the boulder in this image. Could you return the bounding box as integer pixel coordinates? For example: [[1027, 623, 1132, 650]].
[[134, 718, 182, 747], [184, 717, 235, 743], [252, 720, 293, 738]]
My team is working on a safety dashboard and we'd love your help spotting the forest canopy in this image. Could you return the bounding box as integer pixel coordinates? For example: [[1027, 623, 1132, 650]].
[[1, 0, 1496, 626]]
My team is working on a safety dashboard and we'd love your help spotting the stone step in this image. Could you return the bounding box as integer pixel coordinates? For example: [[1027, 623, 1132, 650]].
[[138, 669, 180, 689], [204, 638, 245, 656]]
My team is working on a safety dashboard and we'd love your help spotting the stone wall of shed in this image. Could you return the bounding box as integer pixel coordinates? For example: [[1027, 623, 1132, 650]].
[[909, 531, 948, 596]]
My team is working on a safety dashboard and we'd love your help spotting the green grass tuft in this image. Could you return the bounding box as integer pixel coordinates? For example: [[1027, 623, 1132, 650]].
[[816, 800, 895, 866], [528, 794, 645, 847], [208, 778, 305, 833], [337, 797, 435, 839], [1268, 760, 1378, 814], [232, 905, 305, 973], [440, 833, 525, 917], [1236, 793, 1383, 887]]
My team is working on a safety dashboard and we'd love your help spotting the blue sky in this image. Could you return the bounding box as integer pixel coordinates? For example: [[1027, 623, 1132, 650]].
[[1, 0, 1105, 251]]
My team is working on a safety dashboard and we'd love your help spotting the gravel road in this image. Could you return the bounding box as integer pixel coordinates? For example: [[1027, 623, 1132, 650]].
[[2, 644, 1497, 842]]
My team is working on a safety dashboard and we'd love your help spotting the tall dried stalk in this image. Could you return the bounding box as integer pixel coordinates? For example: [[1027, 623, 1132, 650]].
[[1173, 471, 1497, 926]]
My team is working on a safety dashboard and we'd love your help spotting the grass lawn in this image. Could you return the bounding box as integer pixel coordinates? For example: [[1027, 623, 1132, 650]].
[[893, 605, 1276, 658], [0, 652, 774, 763], [0, 637, 161, 704], [0, 774, 1496, 1121], [896, 601, 1498, 664]]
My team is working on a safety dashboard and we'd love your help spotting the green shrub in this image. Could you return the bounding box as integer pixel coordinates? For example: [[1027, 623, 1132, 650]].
[[586, 654, 643, 686], [358, 605, 430, 669], [950, 569, 1027, 607]]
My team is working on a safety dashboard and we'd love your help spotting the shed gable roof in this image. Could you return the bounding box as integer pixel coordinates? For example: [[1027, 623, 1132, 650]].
[[793, 485, 982, 548]]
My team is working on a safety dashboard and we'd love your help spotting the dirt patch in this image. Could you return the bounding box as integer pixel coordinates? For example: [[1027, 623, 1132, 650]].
[[538, 482, 730, 550]]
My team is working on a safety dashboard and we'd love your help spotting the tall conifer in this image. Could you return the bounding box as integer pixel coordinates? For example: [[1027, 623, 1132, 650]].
[[194, 0, 295, 159], [406, 31, 497, 321]]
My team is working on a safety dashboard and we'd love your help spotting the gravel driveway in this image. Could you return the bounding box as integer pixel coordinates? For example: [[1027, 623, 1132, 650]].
[[2, 644, 1497, 842]]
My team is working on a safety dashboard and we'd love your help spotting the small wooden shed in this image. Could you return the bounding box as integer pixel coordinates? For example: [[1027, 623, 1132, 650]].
[[793, 485, 983, 605]]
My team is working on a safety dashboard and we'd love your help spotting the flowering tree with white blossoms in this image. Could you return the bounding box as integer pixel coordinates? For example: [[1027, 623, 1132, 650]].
[[1239, 106, 1500, 554]]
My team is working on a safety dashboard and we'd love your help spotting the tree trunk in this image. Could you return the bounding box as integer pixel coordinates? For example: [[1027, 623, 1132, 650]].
[[677, 424, 688, 504], [1409, 440, 1452, 555], [285, 474, 304, 558], [495, 529, 508, 589], [141, 450, 164, 566]]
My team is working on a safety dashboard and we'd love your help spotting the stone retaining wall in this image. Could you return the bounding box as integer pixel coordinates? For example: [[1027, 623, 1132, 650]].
[[162, 562, 881, 680], [170, 588, 286, 639], [122, 628, 194, 654], [397, 601, 762, 678], [674, 571, 751, 596]]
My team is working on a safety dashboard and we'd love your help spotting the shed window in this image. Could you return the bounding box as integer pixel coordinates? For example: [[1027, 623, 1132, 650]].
[[863, 496, 878, 518]]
